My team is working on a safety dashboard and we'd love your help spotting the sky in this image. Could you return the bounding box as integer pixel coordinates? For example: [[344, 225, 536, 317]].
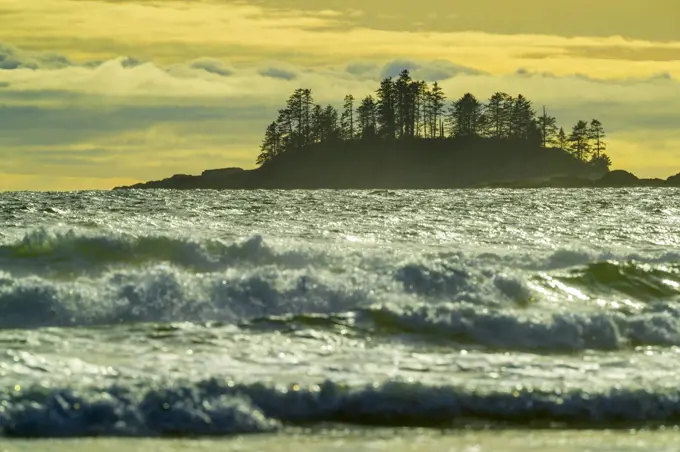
[[1, 0, 679, 190]]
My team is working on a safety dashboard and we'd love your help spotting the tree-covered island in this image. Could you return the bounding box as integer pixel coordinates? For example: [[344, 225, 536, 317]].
[[115, 69, 680, 189], [256, 69, 612, 174]]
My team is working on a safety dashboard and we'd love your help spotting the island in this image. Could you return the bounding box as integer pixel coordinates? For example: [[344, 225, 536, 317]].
[[114, 69, 679, 190]]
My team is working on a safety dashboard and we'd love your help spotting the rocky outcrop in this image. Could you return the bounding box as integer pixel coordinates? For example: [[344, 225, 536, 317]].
[[667, 173, 680, 186], [112, 141, 679, 190]]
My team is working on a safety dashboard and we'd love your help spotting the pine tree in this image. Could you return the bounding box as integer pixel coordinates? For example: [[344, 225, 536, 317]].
[[420, 82, 431, 138], [341, 94, 355, 140], [557, 127, 567, 149], [256, 121, 282, 166], [510, 94, 535, 140], [407, 80, 422, 138], [311, 104, 324, 143], [536, 106, 558, 147], [322, 104, 340, 142], [485, 92, 513, 138], [284, 88, 314, 148], [568, 120, 591, 161], [395, 69, 414, 139], [357, 95, 378, 139], [448, 93, 483, 137], [588, 119, 606, 159], [376, 77, 396, 139], [429, 82, 446, 138]]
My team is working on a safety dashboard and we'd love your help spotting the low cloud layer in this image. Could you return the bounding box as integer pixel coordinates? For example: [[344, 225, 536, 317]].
[[1, 43, 679, 190]]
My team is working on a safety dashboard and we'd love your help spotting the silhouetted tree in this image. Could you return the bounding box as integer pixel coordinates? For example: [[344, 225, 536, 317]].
[[588, 119, 606, 159], [323, 104, 340, 142], [510, 94, 535, 140], [569, 120, 591, 161], [254, 76, 614, 172], [395, 70, 414, 139], [419, 82, 431, 138], [557, 127, 568, 149], [311, 104, 324, 143], [536, 106, 558, 148], [485, 92, 513, 138], [341, 94, 355, 140], [590, 153, 612, 172], [407, 79, 422, 138], [256, 121, 282, 165], [311, 104, 341, 143], [357, 95, 378, 139], [428, 82, 446, 138], [448, 93, 483, 137], [376, 77, 397, 139], [284, 89, 314, 148]]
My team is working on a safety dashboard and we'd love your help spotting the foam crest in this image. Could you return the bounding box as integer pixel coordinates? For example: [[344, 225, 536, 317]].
[[1, 387, 278, 437], [3, 378, 680, 437], [0, 265, 377, 329], [394, 263, 534, 306], [0, 230, 317, 274], [558, 261, 680, 302], [363, 302, 680, 351]]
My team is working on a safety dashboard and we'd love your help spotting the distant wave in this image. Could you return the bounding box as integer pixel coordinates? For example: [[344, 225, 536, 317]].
[[3, 378, 680, 437], [0, 230, 319, 274], [2, 230, 679, 275]]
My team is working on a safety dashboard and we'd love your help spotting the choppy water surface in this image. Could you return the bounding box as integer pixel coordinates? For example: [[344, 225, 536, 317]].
[[0, 188, 679, 437]]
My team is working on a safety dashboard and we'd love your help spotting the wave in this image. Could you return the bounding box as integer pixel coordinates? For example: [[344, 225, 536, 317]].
[[361, 302, 680, 351], [2, 230, 679, 276], [0, 230, 320, 275], [243, 300, 680, 351], [1, 230, 680, 350], [2, 378, 680, 437], [557, 261, 680, 302], [0, 265, 377, 329]]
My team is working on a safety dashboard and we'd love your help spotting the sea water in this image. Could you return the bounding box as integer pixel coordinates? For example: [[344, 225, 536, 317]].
[[0, 189, 679, 450]]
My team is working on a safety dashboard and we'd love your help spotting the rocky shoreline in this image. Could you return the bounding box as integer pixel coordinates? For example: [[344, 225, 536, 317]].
[[114, 168, 680, 190]]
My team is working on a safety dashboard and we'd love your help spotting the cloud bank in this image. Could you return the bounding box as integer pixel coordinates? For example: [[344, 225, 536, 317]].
[[1, 42, 679, 190]]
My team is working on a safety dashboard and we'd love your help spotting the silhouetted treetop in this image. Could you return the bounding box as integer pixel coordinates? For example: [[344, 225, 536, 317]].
[[256, 69, 612, 171]]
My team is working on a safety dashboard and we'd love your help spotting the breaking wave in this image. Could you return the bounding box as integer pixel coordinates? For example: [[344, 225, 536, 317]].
[[0, 230, 319, 274], [2, 378, 680, 437], [0, 230, 679, 352]]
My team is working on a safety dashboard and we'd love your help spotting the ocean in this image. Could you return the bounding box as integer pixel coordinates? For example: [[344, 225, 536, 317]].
[[0, 188, 679, 451]]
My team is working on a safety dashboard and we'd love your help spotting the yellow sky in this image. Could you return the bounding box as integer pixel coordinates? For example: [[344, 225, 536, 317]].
[[0, 0, 679, 190]]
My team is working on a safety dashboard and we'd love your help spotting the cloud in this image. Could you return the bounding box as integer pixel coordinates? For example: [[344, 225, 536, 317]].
[[188, 58, 234, 77], [1, 43, 680, 189], [380, 59, 486, 81], [258, 66, 298, 80], [0, 42, 74, 70], [345, 62, 379, 78], [4, 0, 680, 81]]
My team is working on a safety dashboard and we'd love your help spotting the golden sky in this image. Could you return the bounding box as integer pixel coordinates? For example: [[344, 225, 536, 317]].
[[1, 0, 679, 190]]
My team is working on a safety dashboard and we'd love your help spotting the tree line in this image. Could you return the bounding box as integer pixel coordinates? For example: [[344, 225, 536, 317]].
[[257, 69, 611, 169]]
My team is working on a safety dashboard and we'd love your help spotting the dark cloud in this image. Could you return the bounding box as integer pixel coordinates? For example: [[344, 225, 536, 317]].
[[258, 67, 297, 80], [380, 60, 421, 78], [0, 43, 74, 70], [345, 62, 379, 77], [120, 56, 146, 68], [380, 59, 485, 81], [189, 58, 233, 76]]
